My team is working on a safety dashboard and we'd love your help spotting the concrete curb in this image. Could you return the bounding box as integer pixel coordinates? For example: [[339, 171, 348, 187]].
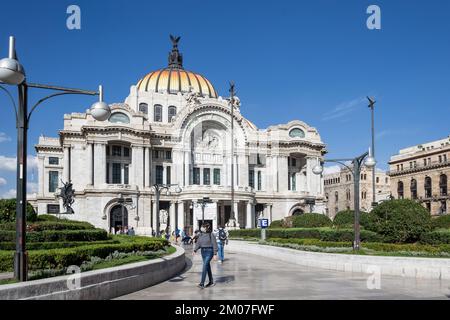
[[227, 241, 450, 280], [0, 245, 185, 300]]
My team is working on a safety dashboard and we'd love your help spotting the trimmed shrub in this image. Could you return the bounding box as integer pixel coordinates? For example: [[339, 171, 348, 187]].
[[0, 199, 37, 222], [269, 220, 283, 228], [229, 227, 382, 242], [0, 221, 95, 232], [420, 230, 450, 245], [36, 214, 62, 222], [0, 237, 169, 272], [364, 199, 432, 243], [0, 239, 119, 251], [431, 215, 450, 230], [0, 229, 108, 243], [291, 213, 332, 228], [333, 210, 371, 230]]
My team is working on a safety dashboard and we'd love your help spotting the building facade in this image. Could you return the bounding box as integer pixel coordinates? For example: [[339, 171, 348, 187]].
[[323, 167, 391, 218], [34, 37, 327, 235], [388, 136, 450, 215]]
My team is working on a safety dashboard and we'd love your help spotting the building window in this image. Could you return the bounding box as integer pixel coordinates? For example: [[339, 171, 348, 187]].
[[289, 128, 305, 138], [291, 173, 296, 191], [249, 170, 255, 188], [112, 146, 122, 156], [335, 191, 339, 202], [440, 200, 447, 215], [154, 150, 159, 159], [47, 204, 60, 214], [440, 174, 448, 196], [425, 176, 432, 198], [106, 146, 110, 156], [257, 171, 262, 190], [411, 179, 418, 199], [112, 163, 122, 184], [124, 147, 130, 158], [109, 112, 130, 124], [154, 105, 162, 122], [346, 190, 351, 201], [155, 166, 164, 185], [213, 168, 220, 185], [168, 106, 177, 122], [166, 150, 172, 160], [193, 168, 200, 185], [166, 166, 171, 185], [203, 168, 210, 185], [139, 103, 148, 114], [291, 158, 297, 167], [49, 171, 59, 193], [49, 157, 59, 165], [376, 177, 380, 183], [124, 164, 129, 185], [425, 202, 431, 212], [398, 181, 404, 199]]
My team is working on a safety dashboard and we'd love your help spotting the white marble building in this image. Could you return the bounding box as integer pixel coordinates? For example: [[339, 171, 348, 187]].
[[34, 37, 326, 235]]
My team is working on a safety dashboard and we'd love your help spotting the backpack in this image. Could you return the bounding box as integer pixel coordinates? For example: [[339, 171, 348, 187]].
[[218, 228, 227, 241]]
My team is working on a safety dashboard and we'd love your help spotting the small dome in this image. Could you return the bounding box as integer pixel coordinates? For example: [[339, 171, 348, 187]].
[[136, 35, 218, 99], [137, 68, 218, 98]]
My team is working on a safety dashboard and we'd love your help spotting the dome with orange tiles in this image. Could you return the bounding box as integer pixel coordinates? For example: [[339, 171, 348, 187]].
[[136, 35, 218, 99]]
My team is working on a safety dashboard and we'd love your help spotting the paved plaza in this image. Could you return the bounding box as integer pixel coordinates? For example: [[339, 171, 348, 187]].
[[117, 245, 450, 300]]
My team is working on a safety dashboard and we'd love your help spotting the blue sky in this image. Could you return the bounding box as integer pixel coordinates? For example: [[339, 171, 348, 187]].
[[0, 0, 449, 197]]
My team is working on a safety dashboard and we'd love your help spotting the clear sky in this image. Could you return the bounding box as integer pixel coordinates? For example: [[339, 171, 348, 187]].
[[0, 0, 449, 197]]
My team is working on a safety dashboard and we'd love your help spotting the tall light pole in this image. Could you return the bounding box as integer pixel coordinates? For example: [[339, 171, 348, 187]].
[[0, 36, 111, 281], [228, 82, 237, 227], [367, 97, 377, 208], [313, 150, 376, 250], [152, 184, 181, 237]]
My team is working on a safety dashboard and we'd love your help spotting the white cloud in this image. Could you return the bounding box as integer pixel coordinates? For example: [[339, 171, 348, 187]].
[[0, 188, 16, 199], [0, 177, 6, 186], [0, 155, 38, 172], [323, 165, 342, 175], [0, 132, 11, 143], [322, 97, 366, 121]]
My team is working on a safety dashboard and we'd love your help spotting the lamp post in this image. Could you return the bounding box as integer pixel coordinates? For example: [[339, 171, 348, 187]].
[[117, 194, 134, 233], [313, 150, 376, 250], [0, 36, 111, 281], [228, 82, 237, 228], [195, 197, 213, 225], [367, 97, 377, 208], [152, 184, 181, 237]]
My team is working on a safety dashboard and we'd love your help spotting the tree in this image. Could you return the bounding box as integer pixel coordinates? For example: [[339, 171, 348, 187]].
[[0, 199, 37, 223]]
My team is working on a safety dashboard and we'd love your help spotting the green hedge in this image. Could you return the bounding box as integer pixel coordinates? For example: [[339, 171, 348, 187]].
[[364, 199, 432, 243], [0, 199, 37, 222], [0, 221, 95, 232], [333, 210, 370, 228], [0, 237, 169, 272], [420, 230, 450, 245], [0, 239, 119, 251], [229, 228, 382, 242], [291, 213, 333, 228], [431, 215, 450, 230], [36, 214, 61, 222], [269, 220, 283, 228], [0, 229, 108, 243]]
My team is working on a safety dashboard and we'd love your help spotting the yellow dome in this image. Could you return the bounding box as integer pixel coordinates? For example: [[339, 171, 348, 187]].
[[136, 35, 218, 99], [137, 68, 218, 99]]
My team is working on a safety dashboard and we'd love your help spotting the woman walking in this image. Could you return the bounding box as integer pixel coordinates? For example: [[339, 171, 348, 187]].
[[192, 222, 218, 289]]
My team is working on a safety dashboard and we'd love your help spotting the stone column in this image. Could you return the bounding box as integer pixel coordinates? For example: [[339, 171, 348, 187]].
[[246, 201, 254, 229], [169, 201, 176, 233], [239, 154, 248, 189], [178, 201, 185, 231], [94, 143, 106, 186], [234, 201, 240, 228], [87, 142, 94, 186], [131, 146, 144, 188], [38, 155, 45, 196], [278, 155, 289, 192], [184, 151, 190, 186], [272, 155, 279, 192], [306, 156, 320, 196], [144, 147, 150, 188], [63, 145, 70, 182], [152, 200, 157, 233]]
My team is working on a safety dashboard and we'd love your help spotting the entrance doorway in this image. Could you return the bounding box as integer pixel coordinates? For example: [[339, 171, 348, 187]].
[[110, 204, 128, 233]]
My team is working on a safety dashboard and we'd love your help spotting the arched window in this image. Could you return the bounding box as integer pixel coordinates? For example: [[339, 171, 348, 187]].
[[410, 178, 417, 199], [424, 176, 432, 198], [440, 174, 448, 196], [397, 181, 404, 199], [346, 189, 351, 201], [168, 106, 177, 123], [109, 112, 130, 124], [335, 191, 339, 202], [139, 103, 148, 114], [154, 104, 162, 122]]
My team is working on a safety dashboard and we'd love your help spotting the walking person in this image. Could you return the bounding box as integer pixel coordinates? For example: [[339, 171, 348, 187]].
[[213, 225, 229, 263], [192, 222, 218, 289]]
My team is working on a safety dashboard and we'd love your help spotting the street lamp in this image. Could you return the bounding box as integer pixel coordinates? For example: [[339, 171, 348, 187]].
[[195, 197, 213, 225], [367, 96, 377, 208], [313, 149, 376, 250], [152, 184, 182, 237], [0, 36, 111, 281]]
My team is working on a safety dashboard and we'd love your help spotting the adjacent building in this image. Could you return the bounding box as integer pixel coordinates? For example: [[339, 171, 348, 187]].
[[34, 37, 327, 235], [323, 166, 391, 218], [388, 136, 450, 215]]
